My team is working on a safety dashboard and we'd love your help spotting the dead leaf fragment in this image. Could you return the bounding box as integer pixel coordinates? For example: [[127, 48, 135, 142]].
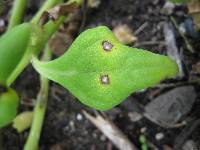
[[39, 2, 79, 26], [113, 24, 137, 44], [49, 13, 81, 56], [88, 0, 101, 8], [188, 0, 200, 30], [192, 61, 200, 74]]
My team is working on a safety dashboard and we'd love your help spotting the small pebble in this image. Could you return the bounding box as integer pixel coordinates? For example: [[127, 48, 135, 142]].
[[69, 121, 75, 131], [128, 112, 142, 122], [179, 23, 186, 34], [161, 1, 175, 15], [140, 127, 147, 133], [92, 133, 97, 138], [100, 135, 106, 141], [0, 19, 5, 32], [76, 113, 83, 121], [0, 19, 5, 27], [155, 132, 164, 140]]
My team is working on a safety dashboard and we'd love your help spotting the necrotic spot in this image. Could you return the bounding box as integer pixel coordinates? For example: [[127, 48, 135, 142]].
[[100, 74, 110, 85], [102, 41, 113, 51]]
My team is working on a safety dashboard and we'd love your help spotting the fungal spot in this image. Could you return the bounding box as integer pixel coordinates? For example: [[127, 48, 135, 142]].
[[100, 75, 110, 85], [102, 41, 113, 51]]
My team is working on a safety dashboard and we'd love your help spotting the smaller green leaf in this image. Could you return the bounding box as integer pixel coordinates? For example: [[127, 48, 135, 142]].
[[0, 23, 44, 86], [169, 0, 186, 3], [0, 23, 32, 85], [0, 87, 19, 128], [33, 26, 179, 110]]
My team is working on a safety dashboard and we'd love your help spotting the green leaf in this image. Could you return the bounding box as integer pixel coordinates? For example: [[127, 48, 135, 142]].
[[0, 87, 19, 128], [33, 26, 179, 110], [169, 0, 186, 3], [0, 23, 31, 85], [0, 23, 44, 86]]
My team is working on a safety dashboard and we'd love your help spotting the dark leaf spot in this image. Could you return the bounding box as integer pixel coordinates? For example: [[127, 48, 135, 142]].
[[102, 41, 113, 51], [100, 75, 110, 85]]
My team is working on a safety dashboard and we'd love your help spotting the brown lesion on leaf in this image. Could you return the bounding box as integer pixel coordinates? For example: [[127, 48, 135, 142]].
[[100, 74, 110, 85], [102, 41, 113, 52]]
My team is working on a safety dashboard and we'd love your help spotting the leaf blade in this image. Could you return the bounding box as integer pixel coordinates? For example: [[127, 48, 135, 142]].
[[33, 26, 178, 110]]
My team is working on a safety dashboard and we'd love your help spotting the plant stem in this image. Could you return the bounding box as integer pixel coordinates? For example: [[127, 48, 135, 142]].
[[23, 1, 83, 148], [7, 0, 27, 30], [24, 47, 51, 150], [23, 0, 84, 149]]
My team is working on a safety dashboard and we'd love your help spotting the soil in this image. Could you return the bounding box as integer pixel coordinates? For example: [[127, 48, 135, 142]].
[[1, 0, 200, 150]]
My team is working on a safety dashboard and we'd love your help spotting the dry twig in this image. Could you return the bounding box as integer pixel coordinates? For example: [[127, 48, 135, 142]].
[[83, 110, 138, 150]]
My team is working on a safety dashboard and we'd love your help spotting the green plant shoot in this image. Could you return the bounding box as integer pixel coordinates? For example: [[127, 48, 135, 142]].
[[0, 87, 19, 127], [33, 26, 179, 110]]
